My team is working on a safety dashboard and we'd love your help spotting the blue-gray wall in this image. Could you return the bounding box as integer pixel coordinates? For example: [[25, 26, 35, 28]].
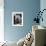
[[40, 0, 46, 27], [4, 0, 40, 42]]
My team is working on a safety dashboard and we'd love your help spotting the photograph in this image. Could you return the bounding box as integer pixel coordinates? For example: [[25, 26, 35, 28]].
[[12, 12, 23, 26]]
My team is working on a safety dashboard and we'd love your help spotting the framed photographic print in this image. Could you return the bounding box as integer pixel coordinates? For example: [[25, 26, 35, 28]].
[[12, 12, 23, 26]]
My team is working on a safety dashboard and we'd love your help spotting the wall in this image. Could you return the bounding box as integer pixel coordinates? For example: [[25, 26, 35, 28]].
[[4, 0, 40, 42], [40, 0, 46, 27], [0, 0, 4, 42]]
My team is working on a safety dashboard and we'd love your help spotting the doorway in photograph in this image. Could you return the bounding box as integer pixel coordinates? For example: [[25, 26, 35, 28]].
[[12, 12, 23, 26]]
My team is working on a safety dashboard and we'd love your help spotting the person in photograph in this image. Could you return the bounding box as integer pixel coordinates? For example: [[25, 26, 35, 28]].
[[14, 14, 22, 25]]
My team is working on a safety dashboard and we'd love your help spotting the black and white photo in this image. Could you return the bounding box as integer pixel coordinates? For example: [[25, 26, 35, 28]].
[[12, 12, 23, 26]]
